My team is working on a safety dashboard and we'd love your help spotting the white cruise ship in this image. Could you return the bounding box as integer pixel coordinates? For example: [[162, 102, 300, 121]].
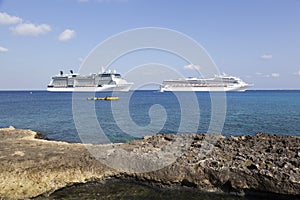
[[160, 75, 251, 92], [47, 70, 133, 92]]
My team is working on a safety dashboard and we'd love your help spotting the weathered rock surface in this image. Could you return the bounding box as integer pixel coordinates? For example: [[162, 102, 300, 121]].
[[0, 126, 116, 199], [0, 126, 299, 199]]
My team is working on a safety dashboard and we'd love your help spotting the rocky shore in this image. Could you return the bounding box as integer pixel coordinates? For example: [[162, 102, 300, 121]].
[[0, 126, 299, 199]]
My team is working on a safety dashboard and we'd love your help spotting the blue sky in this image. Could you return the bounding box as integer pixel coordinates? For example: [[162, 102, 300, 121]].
[[0, 0, 300, 90]]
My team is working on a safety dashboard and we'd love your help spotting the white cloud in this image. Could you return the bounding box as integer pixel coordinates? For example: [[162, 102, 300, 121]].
[[10, 23, 51, 36], [293, 70, 300, 76], [0, 12, 22, 25], [0, 46, 8, 52], [271, 73, 280, 77], [260, 54, 272, 60], [1, 13, 51, 37], [58, 29, 76, 41], [183, 64, 201, 70], [256, 72, 280, 78]]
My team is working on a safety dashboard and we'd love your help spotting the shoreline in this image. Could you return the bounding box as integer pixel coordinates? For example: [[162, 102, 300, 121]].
[[0, 126, 299, 199]]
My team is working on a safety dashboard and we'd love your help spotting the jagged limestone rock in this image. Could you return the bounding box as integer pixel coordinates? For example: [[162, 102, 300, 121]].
[[0, 127, 299, 199]]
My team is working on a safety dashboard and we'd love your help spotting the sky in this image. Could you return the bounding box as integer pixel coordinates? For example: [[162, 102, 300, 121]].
[[0, 0, 300, 90]]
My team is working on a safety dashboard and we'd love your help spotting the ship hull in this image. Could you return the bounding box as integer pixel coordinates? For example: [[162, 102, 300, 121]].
[[160, 85, 250, 92], [47, 84, 132, 92]]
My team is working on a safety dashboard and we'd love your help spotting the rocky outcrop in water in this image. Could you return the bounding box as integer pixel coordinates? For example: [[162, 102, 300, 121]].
[[0, 126, 299, 199]]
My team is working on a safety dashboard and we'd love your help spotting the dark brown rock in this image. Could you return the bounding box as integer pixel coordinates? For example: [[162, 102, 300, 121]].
[[0, 127, 299, 199]]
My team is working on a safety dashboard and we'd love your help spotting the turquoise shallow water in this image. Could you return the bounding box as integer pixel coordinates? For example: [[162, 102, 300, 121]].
[[0, 90, 299, 143]]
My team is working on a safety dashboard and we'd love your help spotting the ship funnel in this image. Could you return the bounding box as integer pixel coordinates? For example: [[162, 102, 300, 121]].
[[70, 70, 73, 74], [100, 66, 105, 73], [60, 71, 63, 76]]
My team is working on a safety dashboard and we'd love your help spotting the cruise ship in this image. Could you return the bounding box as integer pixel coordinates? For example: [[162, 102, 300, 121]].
[[160, 75, 251, 92], [47, 70, 133, 92]]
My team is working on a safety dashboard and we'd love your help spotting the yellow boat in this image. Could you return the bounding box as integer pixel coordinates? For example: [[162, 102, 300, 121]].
[[87, 96, 119, 101], [104, 96, 119, 100]]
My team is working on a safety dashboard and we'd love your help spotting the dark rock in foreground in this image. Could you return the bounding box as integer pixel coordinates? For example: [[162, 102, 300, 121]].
[[0, 126, 299, 199]]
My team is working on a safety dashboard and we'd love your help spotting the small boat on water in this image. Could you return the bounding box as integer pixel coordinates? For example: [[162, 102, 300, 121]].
[[87, 96, 119, 101]]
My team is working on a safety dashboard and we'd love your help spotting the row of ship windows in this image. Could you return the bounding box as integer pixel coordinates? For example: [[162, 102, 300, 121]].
[[165, 81, 238, 84], [166, 84, 228, 87]]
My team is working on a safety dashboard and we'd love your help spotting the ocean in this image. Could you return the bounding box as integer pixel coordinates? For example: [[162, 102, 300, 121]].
[[0, 90, 299, 143], [1, 90, 299, 199]]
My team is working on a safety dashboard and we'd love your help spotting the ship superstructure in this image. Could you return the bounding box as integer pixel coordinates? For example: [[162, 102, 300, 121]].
[[47, 70, 133, 92], [160, 75, 251, 92]]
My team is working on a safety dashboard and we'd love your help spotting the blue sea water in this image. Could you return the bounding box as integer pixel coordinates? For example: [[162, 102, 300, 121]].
[[1, 90, 299, 199], [0, 90, 299, 143]]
